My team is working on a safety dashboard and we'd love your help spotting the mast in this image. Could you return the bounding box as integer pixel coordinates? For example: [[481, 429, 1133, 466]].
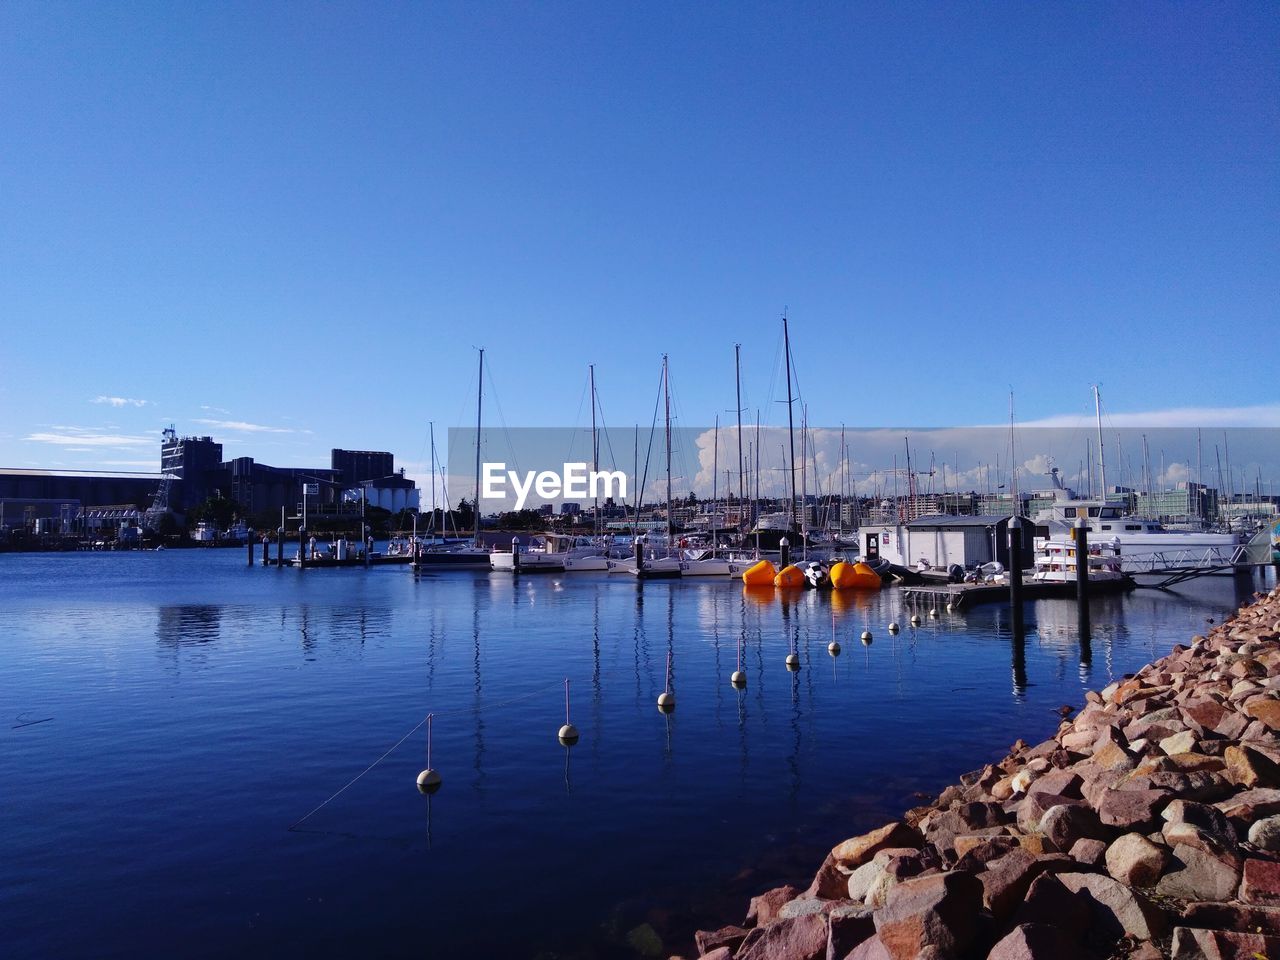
[[783, 314, 797, 529], [1094, 384, 1106, 501], [473, 348, 484, 546], [663, 354, 673, 547], [712, 416, 719, 550], [735, 343, 745, 530], [590, 363, 599, 539], [1009, 391, 1018, 517], [839, 424, 846, 537], [800, 403, 808, 542], [429, 421, 437, 536], [754, 411, 761, 554]]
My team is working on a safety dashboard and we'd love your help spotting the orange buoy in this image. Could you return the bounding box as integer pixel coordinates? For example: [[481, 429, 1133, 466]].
[[742, 559, 777, 586], [774, 564, 805, 588], [831, 560, 882, 590]]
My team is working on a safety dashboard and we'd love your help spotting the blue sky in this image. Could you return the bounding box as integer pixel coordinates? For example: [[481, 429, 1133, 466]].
[[2, 1, 1276, 487]]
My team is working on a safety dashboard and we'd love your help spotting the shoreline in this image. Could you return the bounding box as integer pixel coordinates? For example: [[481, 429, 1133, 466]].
[[679, 584, 1280, 960]]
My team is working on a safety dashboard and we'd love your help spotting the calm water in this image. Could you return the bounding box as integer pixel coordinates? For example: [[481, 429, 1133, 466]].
[[3, 550, 1273, 959]]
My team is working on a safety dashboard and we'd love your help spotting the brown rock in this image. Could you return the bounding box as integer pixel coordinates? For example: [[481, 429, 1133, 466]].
[[1097, 788, 1171, 830], [1013, 833, 1058, 857], [980, 850, 1079, 920], [1162, 799, 1240, 849], [1216, 787, 1280, 822], [844, 934, 892, 960], [1181, 900, 1280, 937], [1127, 942, 1163, 960], [952, 834, 1017, 864], [746, 884, 799, 927], [1245, 699, 1280, 731], [986, 923, 1083, 960], [735, 913, 828, 960], [1056, 872, 1168, 941], [1091, 740, 1136, 772], [1225, 744, 1280, 789], [1171, 926, 1280, 960], [1040, 803, 1111, 851], [1105, 832, 1171, 887], [1242, 858, 1280, 906], [830, 823, 922, 870], [1018, 792, 1084, 832], [1069, 837, 1107, 867], [805, 854, 849, 901], [700, 948, 732, 960], [826, 903, 876, 958], [694, 925, 748, 955], [1026, 769, 1084, 801], [1155, 844, 1242, 902], [872, 872, 983, 960], [1165, 752, 1228, 773], [1013, 872, 1091, 935]]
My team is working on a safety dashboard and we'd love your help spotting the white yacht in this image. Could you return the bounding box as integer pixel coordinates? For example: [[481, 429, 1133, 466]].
[[490, 535, 567, 572], [1031, 536, 1127, 584], [1032, 471, 1242, 572]]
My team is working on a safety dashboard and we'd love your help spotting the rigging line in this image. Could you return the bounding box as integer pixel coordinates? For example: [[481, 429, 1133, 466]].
[[485, 357, 523, 482], [564, 372, 591, 466], [634, 365, 664, 520]]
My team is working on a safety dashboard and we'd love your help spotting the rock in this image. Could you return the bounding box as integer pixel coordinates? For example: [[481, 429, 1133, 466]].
[[980, 850, 1078, 920], [1217, 788, 1280, 822], [1026, 769, 1084, 800], [746, 885, 800, 927], [778, 897, 842, 920], [1127, 942, 1162, 960], [806, 854, 850, 901], [1171, 926, 1280, 959], [827, 903, 876, 959], [1009, 768, 1038, 794], [952, 834, 1018, 864], [1248, 815, 1280, 852], [1013, 833, 1057, 857], [1057, 872, 1168, 941], [1162, 799, 1240, 848], [694, 925, 748, 955], [1013, 872, 1091, 935], [844, 934, 892, 960], [1225, 744, 1280, 789], [831, 823, 922, 870], [699, 948, 732, 960], [1069, 837, 1107, 867], [1097, 788, 1170, 830], [987, 923, 1083, 960], [1155, 844, 1242, 902], [1242, 858, 1280, 906], [735, 913, 827, 960], [1181, 900, 1280, 937], [846, 861, 883, 902], [1091, 740, 1136, 772], [1040, 803, 1111, 850], [1160, 730, 1199, 756], [1245, 699, 1280, 731], [872, 872, 983, 960], [1105, 833, 1171, 887]]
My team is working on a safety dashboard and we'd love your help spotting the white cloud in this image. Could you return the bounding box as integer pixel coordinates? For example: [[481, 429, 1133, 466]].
[[192, 418, 296, 434], [200, 405, 232, 415], [1012, 404, 1280, 429], [25, 429, 154, 448], [92, 396, 149, 408]]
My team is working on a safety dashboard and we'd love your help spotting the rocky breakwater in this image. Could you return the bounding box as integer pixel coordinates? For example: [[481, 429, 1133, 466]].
[[681, 586, 1280, 960]]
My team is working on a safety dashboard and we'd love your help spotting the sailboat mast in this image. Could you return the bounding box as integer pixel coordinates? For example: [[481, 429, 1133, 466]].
[[783, 314, 797, 528], [590, 363, 598, 538], [663, 354, 673, 545], [800, 403, 808, 539], [712, 416, 719, 549], [1094, 384, 1107, 500], [429, 421, 437, 534], [735, 343, 744, 529], [473, 348, 484, 546], [1009, 391, 1019, 517]]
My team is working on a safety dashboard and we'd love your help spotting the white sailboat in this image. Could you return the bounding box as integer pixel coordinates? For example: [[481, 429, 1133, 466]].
[[634, 355, 681, 579]]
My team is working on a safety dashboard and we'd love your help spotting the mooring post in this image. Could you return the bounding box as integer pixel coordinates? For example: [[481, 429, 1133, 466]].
[[1074, 517, 1090, 642], [260, 535, 269, 566], [364, 526, 371, 569], [299, 526, 307, 569], [512, 536, 521, 573], [276, 526, 284, 567], [1008, 516, 1024, 637], [247, 535, 254, 567], [780, 536, 790, 568]]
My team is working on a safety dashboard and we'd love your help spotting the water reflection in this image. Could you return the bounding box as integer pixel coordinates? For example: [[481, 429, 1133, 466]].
[[155, 604, 222, 647]]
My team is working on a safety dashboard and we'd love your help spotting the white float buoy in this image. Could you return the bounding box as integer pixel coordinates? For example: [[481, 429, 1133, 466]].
[[416, 768, 442, 795], [417, 713, 441, 794], [929, 608, 939, 618], [828, 641, 841, 656], [730, 670, 747, 687], [785, 652, 800, 671], [910, 613, 921, 624], [945, 602, 954, 612], [560, 679, 579, 745], [860, 631, 873, 647], [888, 622, 900, 633], [657, 691, 675, 712]]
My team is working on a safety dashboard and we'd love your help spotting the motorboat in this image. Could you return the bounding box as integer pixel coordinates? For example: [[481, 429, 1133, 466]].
[[1032, 536, 1127, 584]]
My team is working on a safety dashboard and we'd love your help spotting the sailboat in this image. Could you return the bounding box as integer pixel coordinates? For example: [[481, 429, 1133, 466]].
[[633, 355, 682, 579], [680, 416, 731, 576], [413, 349, 493, 571]]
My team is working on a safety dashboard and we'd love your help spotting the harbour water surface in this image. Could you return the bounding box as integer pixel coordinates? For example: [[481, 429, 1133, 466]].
[[2, 551, 1271, 958]]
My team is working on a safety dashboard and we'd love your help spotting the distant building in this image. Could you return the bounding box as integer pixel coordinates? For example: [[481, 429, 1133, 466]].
[[331, 449, 394, 485], [161, 434, 223, 510], [560, 502, 581, 516]]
